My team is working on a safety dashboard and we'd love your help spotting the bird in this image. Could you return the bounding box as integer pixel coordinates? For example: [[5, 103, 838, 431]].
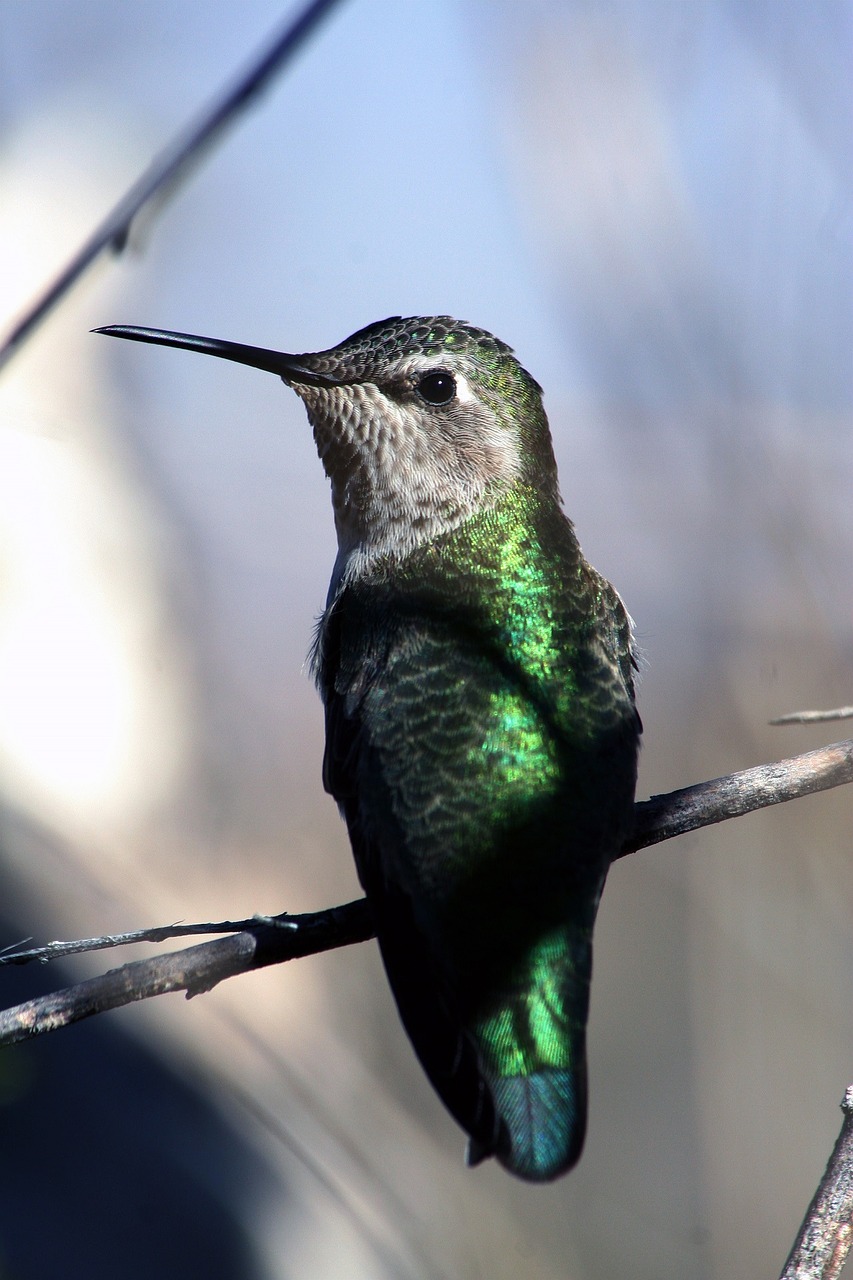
[[95, 315, 641, 1181]]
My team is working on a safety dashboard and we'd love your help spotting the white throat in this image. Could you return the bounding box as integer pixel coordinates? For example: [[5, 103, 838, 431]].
[[298, 379, 521, 581]]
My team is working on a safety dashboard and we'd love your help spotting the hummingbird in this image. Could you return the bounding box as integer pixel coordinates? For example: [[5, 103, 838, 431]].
[[95, 315, 641, 1181]]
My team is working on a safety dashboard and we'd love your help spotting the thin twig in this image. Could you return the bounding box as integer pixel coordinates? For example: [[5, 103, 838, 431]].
[[770, 708, 853, 726], [0, 0, 345, 372], [0, 915, 296, 967], [0, 900, 373, 1046], [779, 1087, 853, 1280], [1, 740, 850, 1049]]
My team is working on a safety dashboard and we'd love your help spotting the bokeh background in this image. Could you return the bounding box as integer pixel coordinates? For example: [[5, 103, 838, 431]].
[[1, 2, 851, 1277]]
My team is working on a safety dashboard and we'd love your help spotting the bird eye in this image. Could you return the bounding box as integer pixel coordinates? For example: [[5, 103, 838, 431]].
[[416, 370, 456, 405]]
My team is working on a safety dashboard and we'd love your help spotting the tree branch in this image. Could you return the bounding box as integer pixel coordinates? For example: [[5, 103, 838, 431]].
[[0, 915, 299, 966], [0, 900, 374, 1046], [770, 707, 853, 726], [1, 739, 850, 1049], [779, 1087, 853, 1280], [0, 0, 345, 371], [623, 738, 853, 855]]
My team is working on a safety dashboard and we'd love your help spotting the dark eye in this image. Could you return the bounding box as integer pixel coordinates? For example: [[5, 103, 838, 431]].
[[416, 370, 456, 405]]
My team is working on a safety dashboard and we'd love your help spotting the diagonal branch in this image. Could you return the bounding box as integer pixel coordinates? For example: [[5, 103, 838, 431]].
[[779, 1087, 853, 1280], [0, 0, 345, 372], [1, 739, 850, 1049], [623, 738, 853, 855]]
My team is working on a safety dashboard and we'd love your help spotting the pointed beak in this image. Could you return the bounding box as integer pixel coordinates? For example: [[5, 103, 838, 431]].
[[92, 325, 340, 387]]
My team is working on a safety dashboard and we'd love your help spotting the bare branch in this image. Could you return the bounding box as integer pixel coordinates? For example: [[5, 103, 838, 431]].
[[0, 915, 297, 966], [770, 708, 853, 726], [780, 1087, 853, 1280], [623, 739, 853, 856], [0, 900, 373, 1046], [0, 0, 345, 372], [1, 740, 851, 1049]]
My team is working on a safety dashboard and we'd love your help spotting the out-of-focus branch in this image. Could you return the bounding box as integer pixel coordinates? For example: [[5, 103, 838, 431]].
[[779, 1087, 853, 1280], [770, 707, 853, 726], [0, 0, 345, 372], [1, 739, 850, 1048]]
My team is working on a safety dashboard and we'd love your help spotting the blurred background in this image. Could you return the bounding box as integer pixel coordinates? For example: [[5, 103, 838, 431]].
[[1, 1, 851, 1276]]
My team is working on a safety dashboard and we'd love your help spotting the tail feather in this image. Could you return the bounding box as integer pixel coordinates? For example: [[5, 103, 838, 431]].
[[469, 922, 594, 1180], [371, 879, 595, 1181], [490, 1067, 587, 1180]]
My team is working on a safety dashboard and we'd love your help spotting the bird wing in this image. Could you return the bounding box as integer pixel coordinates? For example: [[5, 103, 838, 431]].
[[314, 586, 505, 1156]]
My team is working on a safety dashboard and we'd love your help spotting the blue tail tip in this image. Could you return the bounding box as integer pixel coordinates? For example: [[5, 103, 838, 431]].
[[487, 1069, 586, 1182]]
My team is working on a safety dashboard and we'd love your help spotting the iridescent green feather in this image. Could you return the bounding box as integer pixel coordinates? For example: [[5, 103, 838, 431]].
[[319, 482, 638, 1180]]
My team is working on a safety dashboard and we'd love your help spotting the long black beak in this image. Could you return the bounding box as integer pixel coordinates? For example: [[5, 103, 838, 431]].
[[93, 325, 339, 386]]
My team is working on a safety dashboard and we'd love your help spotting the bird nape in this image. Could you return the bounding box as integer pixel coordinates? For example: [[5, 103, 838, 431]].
[[96, 315, 641, 1181]]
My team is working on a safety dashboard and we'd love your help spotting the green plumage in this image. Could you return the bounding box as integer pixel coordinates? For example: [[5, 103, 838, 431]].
[[315, 482, 639, 1180]]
